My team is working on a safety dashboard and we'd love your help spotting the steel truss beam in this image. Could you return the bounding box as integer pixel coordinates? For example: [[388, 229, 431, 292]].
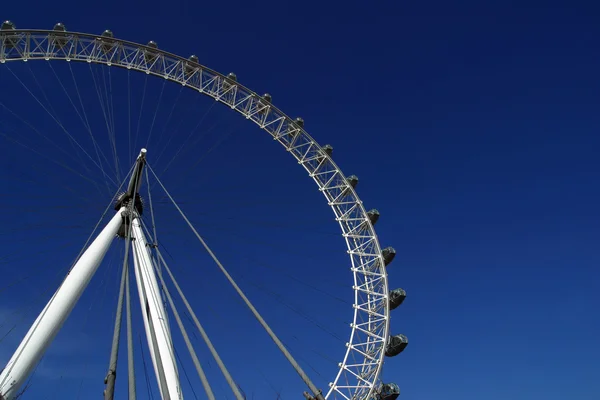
[[0, 30, 391, 399]]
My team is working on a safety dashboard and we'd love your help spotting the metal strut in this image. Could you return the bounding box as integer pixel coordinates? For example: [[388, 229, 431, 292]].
[[131, 216, 182, 400], [111, 148, 181, 400], [154, 252, 216, 400], [0, 209, 124, 400], [103, 239, 130, 400], [115, 149, 147, 237], [126, 263, 137, 400], [103, 149, 147, 400], [0, 159, 141, 400]]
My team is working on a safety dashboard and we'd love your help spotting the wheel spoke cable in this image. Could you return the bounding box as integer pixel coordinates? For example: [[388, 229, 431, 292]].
[[148, 164, 326, 400], [68, 62, 116, 193], [145, 79, 166, 148], [144, 233, 244, 400], [141, 171, 243, 400], [26, 62, 103, 198], [48, 61, 113, 196], [88, 64, 120, 183], [153, 247, 216, 400], [4, 64, 118, 188], [132, 74, 148, 158]]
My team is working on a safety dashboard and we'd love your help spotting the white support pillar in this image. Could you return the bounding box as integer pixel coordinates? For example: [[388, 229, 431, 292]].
[[0, 208, 126, 400], [131, 216, 182, 400]]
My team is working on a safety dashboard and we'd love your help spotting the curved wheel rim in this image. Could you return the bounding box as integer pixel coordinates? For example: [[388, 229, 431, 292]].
[[0, 29, 390, 399]]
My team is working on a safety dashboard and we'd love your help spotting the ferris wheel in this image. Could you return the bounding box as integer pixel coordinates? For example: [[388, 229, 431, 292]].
[[0, 21, 408, 400]]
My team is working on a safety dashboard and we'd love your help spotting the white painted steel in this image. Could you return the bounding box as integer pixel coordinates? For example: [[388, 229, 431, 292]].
[[131, 231, 160, 389], [0, 207, 125, 400], [131, 216, 181, 400]]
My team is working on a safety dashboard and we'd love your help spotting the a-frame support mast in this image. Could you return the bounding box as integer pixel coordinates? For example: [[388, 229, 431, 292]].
[[0, 149, 181, 400], [0, 206, 126, 400]]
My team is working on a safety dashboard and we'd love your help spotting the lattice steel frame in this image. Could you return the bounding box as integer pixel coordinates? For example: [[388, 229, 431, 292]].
[[0, 30, 391, 400]]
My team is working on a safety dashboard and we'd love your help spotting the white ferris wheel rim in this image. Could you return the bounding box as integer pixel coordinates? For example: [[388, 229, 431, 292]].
[[0, 28, 391, 400]]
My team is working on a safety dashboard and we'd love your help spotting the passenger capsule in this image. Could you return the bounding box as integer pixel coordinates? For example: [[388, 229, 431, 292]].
[[52, 23, 67, 49], [377, 382, 400, 400], [185, 55, 199, 77], [385, 334, 408, 357], [367, 209, 380, 225], [1, 20, 16, 30], [388, 288, 406, 310], [316, 144, 333, 165], [358, 208, 379, 231], [145, 41, 158, 63], [98, 30, 115, 53], [382, 246, 396, 266], [1, 20, 17, 49], [339, 175, 359, 197], [258, 93, 272, 115], [346, 175, 358, 189], [224, 73, 237, 91]]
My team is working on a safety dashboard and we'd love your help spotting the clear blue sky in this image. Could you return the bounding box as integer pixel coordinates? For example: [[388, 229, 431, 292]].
[[0, 1, 598, 399]]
